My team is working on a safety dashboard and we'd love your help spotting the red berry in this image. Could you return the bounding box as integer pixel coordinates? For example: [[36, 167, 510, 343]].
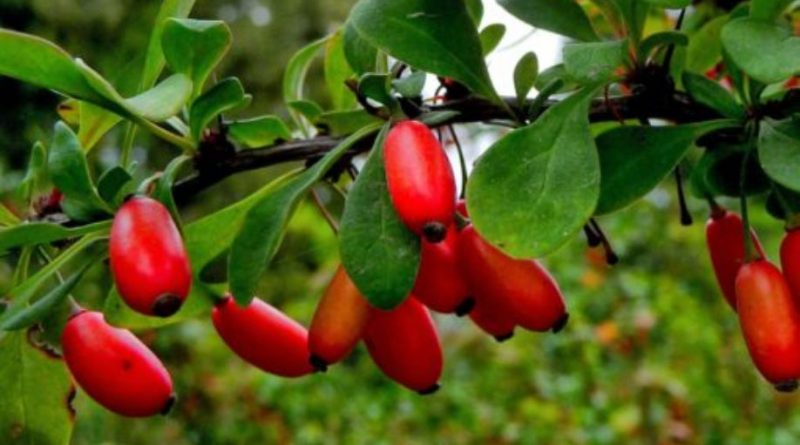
[[110, 196, 192, 317], [458, 225, 568, 333], [62, 311, 174, 417], [308, 266, 373, 371], [468, 297, 516, 342], [384, 120, 456, 243], [781, 228, 800, 302], [736, 260, 800, 391], [364, 297, 443, 394], [413, 226, 473, 314], [212, 296, 313, 378], [706, 209, 764, 310]]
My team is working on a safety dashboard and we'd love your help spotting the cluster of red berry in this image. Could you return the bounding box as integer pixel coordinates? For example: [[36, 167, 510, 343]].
[[706, 206, 800, 392], [58, 120, 571, 417]]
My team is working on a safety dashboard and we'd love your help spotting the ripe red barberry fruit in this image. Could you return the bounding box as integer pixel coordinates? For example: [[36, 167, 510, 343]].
[[364, 297, 443, 394], [110, 196, 192, 317], [468, 297, 516, 342], [384, 120, 456, 243], [781, 228, 800, 301], [62, 310, 174, 417], [735, 260, 800, 392], [212, 296, 313, 377], [458, 225, 568, 333], [413, 226, 473, 315], [706, 208, 764, 310], [308, 266, 372, 371]]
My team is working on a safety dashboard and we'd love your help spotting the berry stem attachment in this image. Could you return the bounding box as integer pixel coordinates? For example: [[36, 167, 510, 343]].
[[310, 186, 340, 234], [674, 166, 693, 226], [740, 149, 759, 263], [448, 125, 469, 200]]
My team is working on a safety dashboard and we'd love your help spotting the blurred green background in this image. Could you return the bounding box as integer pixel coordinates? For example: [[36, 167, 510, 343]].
[[2, 1, 800, 444]]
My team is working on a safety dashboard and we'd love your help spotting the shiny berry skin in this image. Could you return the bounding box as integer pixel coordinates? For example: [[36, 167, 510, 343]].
[[384, 120, 456, 243], [110, 196, 192, 317], [308, 266, 372, 371], [62, 311, 174, 417], [706, 209, 764, 310], [781, 228, 800, 302], [413, 227, 473, 315], [212, 296, 313, 378], [364, 297, 443, 394], [735, 260, 800, 391], [458, 225, 568, 333]]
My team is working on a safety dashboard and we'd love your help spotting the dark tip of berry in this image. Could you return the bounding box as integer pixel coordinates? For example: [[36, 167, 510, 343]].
[[152, 294, 182, 318], [454, 297, 475, 317], [417, 383, 440, 396], [309, 355, 328, 373], [552, 312, 570, 334], [494, 331, 514, 343], [606, 252, 620, 266], [161, 394, 176, 416], [122, 193, 136, 203], [422, 222, 447, 243], [774, 380, 799, 393]]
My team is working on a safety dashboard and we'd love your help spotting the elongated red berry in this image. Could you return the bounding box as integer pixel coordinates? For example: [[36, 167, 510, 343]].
[[384, 120, 456, 243], [110, 196, 192, 317], [781, 228, 800, 301], [62, 310, 174, 417], [458, 225, 568, 333], [212, 296, 313, 377], [736, 260, 800, 391], [309, 266, 372, 371], [413, 227, 473, 315], [364, 297, 443, 394], [706, 208, 764, 310]]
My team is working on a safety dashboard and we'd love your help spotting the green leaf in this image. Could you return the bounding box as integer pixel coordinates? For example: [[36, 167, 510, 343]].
[[48, 122, 111, 221], [759, 118, 800, 193], [751, 0, 793, 21], [0, 29, 103, 103], [513, 52, 538, 106], [0, 221, 110, 255], [614, 0, 649, 44], [315, 110, 384, 137], [1, 261, 93, 331], [479, 24, 506, 56], [643, 0, 690, 8], [498, 0, 598, 42], [325, 29, 358, 110], [348, 0, 499, 103], [686, 15, 728, 74], [535, 64, 579, 94], [287, 100, 324, 124], [563, 40, 628, 84], [340, 124, 420, 309], [228, 123, 382, 304], [153, 155, 192, 226], [18, 142, 47, 203], [359, 73, 398, 108], [162, 18, 232, 97], [465, 0, 484, 26], [96, 166, 133, 206], [284, 36, 328, 133], [228, 116, 293, 148], [638, 31, 688, 62], [76, 102, 122, 152], [140, 0, 196, 91], [189, 77, 249, 142], [721, 18, 800, 84], [0, 204, 20, 228], [682, 72, 745, 119], [5, 234, 104, 314], [124, 74, 193, 122], [466, 87, 601, 258], [343, 22, 377, 75], [392, 71, 427, 98], [0, 331, 74, 445], [595, 120, 739, 214], [693, 143, 770, 197]]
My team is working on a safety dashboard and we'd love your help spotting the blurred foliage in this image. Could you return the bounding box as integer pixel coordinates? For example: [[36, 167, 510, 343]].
[[2, 1, 800, 444]]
